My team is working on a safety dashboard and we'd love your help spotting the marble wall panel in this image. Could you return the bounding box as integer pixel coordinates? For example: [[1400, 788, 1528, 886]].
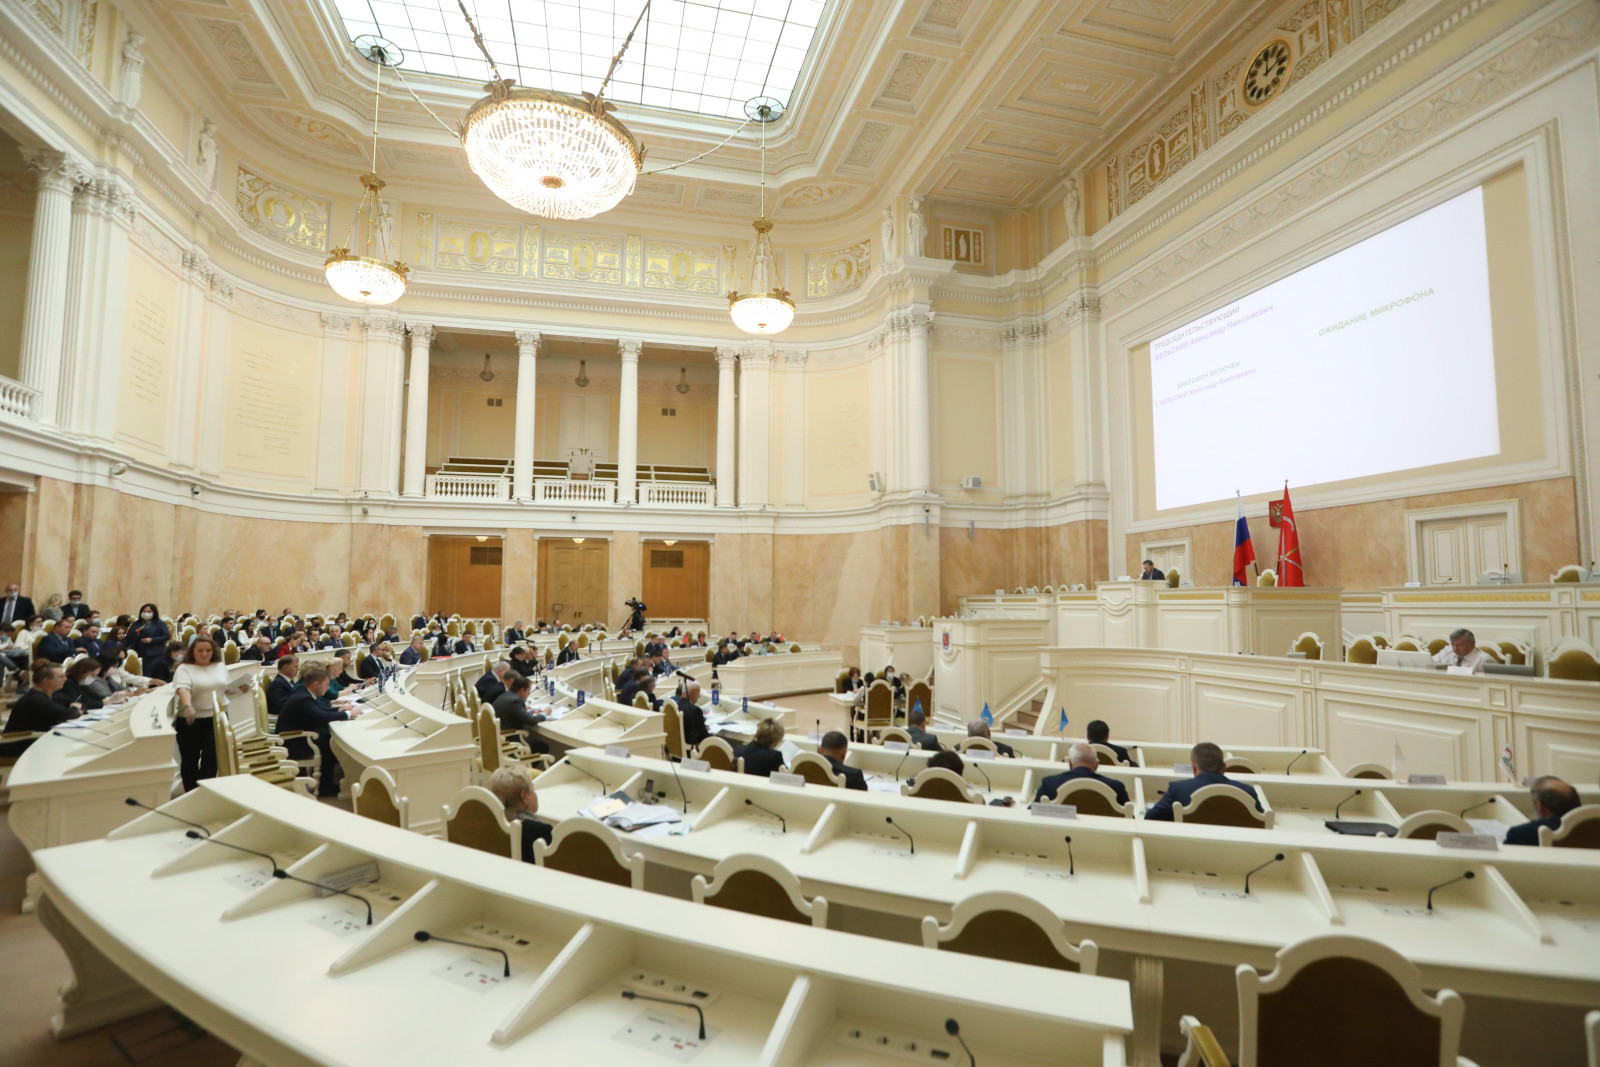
[[770, 530, 893, 656], [0, 491, 29, 586], [609, 530, 642, 629], [27, 477, 77, 600], [502, 529, 536, 626]]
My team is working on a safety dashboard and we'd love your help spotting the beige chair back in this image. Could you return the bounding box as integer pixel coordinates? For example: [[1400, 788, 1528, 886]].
[[955, 735, 997, 754], [1050, 778, 1132, 818], [662, 698, 687, 761], [1343, 762, 1391, 780], [904, 767, 980, 804], [442, 786, 518, 860], [1257, 569, 1277, 586], [695, 735, 736, 771], [905, 680, 933, 718], [1538, 805, 1600, 849], [534, 822, 645, 887], [790, 752, 844, 788], [1090, 743, 1127, 767], [921, 891, 1097, 973], [1393, 810, 1469, 841], [879, 726, 914, 745], [1547, 639, 1600, 682], [1174, 784, 1272, 829], [1345, 637, 1378, 665], [1289, 632, 1323, 660], [1225, 755, 1262, 775], [690, 854, 827, 927], [352, 766, 408, 829]]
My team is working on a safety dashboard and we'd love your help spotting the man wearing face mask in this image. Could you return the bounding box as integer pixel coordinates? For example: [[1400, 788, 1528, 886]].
[[61, 590, 93, 621]]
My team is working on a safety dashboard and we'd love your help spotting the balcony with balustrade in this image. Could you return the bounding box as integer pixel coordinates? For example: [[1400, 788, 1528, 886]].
[[424, 456, 715, 507]]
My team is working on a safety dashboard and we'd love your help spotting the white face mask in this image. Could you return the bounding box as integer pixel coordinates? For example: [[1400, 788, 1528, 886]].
[[140, 612, 153, 621]]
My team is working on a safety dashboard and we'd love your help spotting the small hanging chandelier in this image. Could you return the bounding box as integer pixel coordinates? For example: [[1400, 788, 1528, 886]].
[[479, 353, 495, 382], [454, 0, 647, 220], [676, 366, 691, 394], [728, 98, 793, 336], [325, 37, 409, 306], [574, 360, 590, 388]]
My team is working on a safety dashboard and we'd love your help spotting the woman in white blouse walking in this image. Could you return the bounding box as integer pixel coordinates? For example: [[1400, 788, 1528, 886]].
[[172, 635, 250, 791]]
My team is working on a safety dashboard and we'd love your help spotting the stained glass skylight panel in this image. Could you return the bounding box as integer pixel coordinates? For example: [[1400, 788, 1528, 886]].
[[332, 0, 826, 120]]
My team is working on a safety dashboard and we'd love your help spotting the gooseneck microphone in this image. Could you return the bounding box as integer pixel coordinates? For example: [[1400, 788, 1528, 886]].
[[564, 761, 609, 795], [54, 731, 114, 750], [884, 815, 915, 855], [1243, 852, 1286, 895], [413, 930, 509, 977], [1285, 749, 1308, 776], [894, 746, 916, 782], [662, 746, 689, 814], [967, 760, 992, 794], [1062, 835, 1075, 877], [743, 798, 786, 832], [185, 831, 280, 875], [272, 869, 372, 925], [1425, 870, 1474, 912], [944, 1019, 976, 1067], [622, 991, 706, 1040], [125, 797, 211, 836], [1333, 789, 1362, 818], [1459, 798, 1496, 818]]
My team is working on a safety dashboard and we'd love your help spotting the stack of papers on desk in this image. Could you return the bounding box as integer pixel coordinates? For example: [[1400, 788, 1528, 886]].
[[599, 802, 683, 833], [865, 774, 902, 795]]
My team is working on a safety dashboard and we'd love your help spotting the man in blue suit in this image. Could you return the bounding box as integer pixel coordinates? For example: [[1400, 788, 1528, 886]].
[[36, 618, 77, 663], [1144, 742, 1261, 821], [1034, 743, 1130, 806], [275, 666, 360, 797], [1504, 777, 1582, 845]]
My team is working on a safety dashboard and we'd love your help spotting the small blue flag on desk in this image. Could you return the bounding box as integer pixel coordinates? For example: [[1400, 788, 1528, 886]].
[[981, 704, 993, 726], [742, 696, 749, 714], [1057, 708, 1068, 733], [912, 698, 923, 717], [577, 689, 586, 707], [712, 688, 720, 706]]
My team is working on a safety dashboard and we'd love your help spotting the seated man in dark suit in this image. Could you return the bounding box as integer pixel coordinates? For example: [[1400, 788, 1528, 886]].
[[1144, 741, 1260, 821], [1086, 719, 1131, 765], [676, 681, 708, 749], [398, 636, 428, 665], [555, 641, 579, 665], [242, 635, 274, 662], [265, 656, 299, 719], [505, 646, 536, 678], [733, 718, 787, 777], [1505, 776, 1583, 845], [1033, 743, 1130, 806], [503, 621, 526, 645], [475, 662, 510, 705], [62, 590, 93, 621], [491, 674, 549, 754], [73, 622, 105, 660], [632, 674, 662, 712], [1139, 559, 1165, 581], [615, 667, 646, 707], [0, 663, 75, 756], [967, 718, 1014, 757], [36, 618, 76, 664], [905, 706, 941, 751], [273, 666, 360, 797], [817, 730, 867, 790]]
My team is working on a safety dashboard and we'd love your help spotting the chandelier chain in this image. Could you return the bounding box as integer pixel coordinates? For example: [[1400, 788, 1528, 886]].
[[641, 114, 755, 176], [369, 47, 382, 174], [597, 1, 653, 102], [389, 65, 461, 137], [454, 0, 504, 84]]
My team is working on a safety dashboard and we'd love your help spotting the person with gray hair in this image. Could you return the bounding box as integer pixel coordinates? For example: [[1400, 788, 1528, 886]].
[[675, 680, 709, 749], [967, 717, 1015, 758], [1433, 628, 1491, 673], [1504, 776, 1583, 845], [474, 660, 511, 704], [1033, 742, 1130, 806]]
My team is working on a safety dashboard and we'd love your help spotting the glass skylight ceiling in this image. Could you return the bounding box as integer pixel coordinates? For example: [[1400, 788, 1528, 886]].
[[333, 0, 826, 121]]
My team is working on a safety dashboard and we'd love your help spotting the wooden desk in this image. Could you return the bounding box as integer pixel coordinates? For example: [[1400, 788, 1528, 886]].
[[683, 649, 843, 699], [1377, 582, 1600, 658], [328, 688, 475, 835], [857, 624, 934, 678], [33, 774, 1134, 1064]]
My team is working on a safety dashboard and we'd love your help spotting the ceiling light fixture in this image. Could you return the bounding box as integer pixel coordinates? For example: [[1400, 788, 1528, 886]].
[[676, 367, 691, 395], [453, 0, 648, 220], [575, 360, 590, 388], [479, 353, 495, 382], [325, 37, 409, 306], [663, 539, 677, 546], [572, 537, 586, 545], [728, 98, 794, 336], [475, 535, 488, 543]]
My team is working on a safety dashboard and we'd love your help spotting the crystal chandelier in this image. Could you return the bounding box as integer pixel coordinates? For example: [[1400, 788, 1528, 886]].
[[325, 37, 408, 306], [728, 99, 794, 336], [454, 1, 647, 220]]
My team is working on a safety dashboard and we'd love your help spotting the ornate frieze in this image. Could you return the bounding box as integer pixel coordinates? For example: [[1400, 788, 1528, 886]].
[[234, 166, 328, 251], [806, 240, 872, 298]]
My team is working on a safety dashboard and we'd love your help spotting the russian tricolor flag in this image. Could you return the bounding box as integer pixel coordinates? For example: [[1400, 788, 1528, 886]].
[[1233, 492, 1256, 586]]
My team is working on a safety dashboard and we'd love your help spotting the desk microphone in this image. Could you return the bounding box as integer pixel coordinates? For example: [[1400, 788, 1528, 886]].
[[271, 869, 372, 925], [894, 746, 916, 782], [967, 760, 992, 793], [743, 798, 786, 832], [621, 990, 706, 1040], [1243, 853, 1286, 895], [184, 831, 280, 875], [944, 1019, 975, 1067], [563, 761, 609, 795], [1333, 789, 1362, 818], [54, 731, 114, 750], [125, 797, 210, 836], [1063, 835, 1075, 877], [1459, 798, 1496, 818], [1285, 749, 1307, 776], [394, 717, 425, 734], [662, 746, 689, 814], [1425, 870, 1474, 912], [884, 815, 915, 855], [413, 930, 509, 976]]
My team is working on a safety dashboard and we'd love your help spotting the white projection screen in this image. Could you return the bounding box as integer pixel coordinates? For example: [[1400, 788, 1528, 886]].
[[1149, 186, 1499, 512]]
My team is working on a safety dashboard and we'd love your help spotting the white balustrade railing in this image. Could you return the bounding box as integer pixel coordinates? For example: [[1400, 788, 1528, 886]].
[[425, 473, 510, 501], [0, 377, 37, 421], [535, 478, 617, 504], [639, 482, 715, 507]]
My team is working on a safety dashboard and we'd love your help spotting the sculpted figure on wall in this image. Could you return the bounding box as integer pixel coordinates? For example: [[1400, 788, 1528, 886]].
[[905, 196, 926, 257], [194, 120, 218, 190], [1063, 177, 1081, 240], [118, 31, 145, 109], [880, 205, 896, 263]]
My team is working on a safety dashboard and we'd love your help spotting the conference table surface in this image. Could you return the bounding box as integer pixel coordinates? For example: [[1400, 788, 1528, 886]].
[[530, 748, 1600, 1009], [34, 774, 1133, 1067]]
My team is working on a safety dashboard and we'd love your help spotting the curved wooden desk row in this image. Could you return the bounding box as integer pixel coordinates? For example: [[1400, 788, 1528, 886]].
[[787, 736, 1545, 832], [681, 649, 845, 700], [925, 730, 1345, 777], [530, 750, 1600, 1012], [34, 774, 1133, 1066]]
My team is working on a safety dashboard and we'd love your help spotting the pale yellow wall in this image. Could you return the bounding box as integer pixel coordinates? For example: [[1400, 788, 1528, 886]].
[[0, 211, 31, 380], [1047, 333, 1075, 489], [936, 356, 998, 488], [115, 245, 177, 460], [804, 364, 871, 501], [222, 318, 321, 485], [638, 402, 709, 467], [138, 70, 189, 155]]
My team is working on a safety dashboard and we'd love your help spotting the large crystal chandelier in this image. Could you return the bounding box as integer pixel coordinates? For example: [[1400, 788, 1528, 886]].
[[325, 37, 408, 306], [455, 1, 647, 220], [728, 99, 794, 336]]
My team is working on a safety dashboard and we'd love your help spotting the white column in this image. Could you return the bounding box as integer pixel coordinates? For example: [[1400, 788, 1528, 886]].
[[512, 330, 540, 501], [18, 149, 82, 424], [617, 339, 641, 505], [359, 314, 408, 496], [314, 313, 353, 493], [782, 350, 806, 507], [196, 278, 233, 476], [736, 344, 773, 506], [401, 323, 434, 497], [714, 346, 738, 507], [166, 248, 211, 467], [903, 306, 934, 494], [62, 176, 133, 438], [1000, 319, 1049, 502]]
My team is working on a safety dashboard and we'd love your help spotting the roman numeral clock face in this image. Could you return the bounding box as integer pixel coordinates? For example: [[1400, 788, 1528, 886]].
[[1244, 41, 1293, 105]]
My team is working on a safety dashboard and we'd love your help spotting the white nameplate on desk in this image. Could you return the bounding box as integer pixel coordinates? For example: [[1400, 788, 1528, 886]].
[[604, 745, 633, 759], [967, 748, 995, 761], [679, 758, 710, 774], [1436, 832, 1499, 851], [1445, 665, 1476, 676], [1004, 728, 1028, 736], [1408, 773, 1447, 785], [882, 741, 910, 753], [1172, 763, 1193, 776], [1028, 803, 1078, 819], [770, 773, 805, 789]]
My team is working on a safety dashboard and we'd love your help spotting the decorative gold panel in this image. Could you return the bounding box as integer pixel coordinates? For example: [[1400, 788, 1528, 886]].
[[523, 225, 542, 277], [806, 241, 871, 298], [414, 211, 433, 267], [435, 215, 522, 275], [940, 225, 986, 268], [542, 230, 623, 285], [234, 166, 329, 251], [643, 238, 721, 294], [1122, 106, 1194, 209]]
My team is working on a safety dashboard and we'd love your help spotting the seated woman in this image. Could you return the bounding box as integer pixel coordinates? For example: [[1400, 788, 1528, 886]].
[[733, 717, 787, 777], [59, 657, 107, 713], [487, 765, 553, 862], [328, 649, 366, 697]]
